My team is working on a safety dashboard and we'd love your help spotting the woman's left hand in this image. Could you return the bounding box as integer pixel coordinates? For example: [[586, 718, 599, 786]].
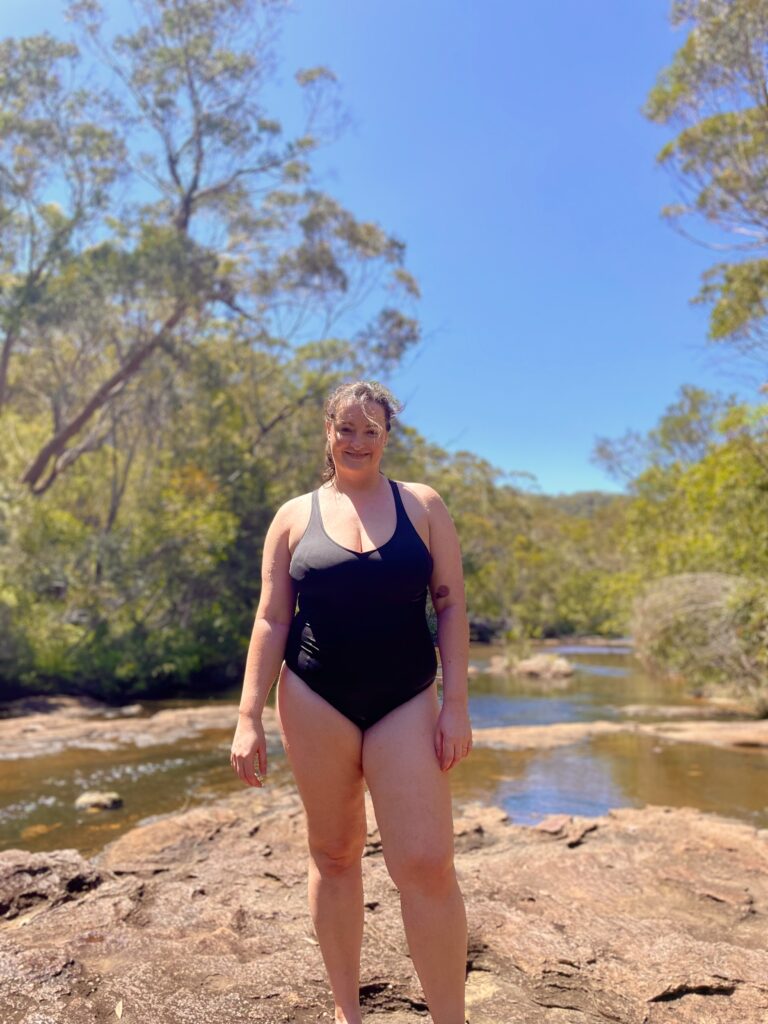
[[434, 702, 473, 772]]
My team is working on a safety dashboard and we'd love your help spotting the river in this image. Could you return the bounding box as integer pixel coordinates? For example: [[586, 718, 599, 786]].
[[2, 642, 767, 857]]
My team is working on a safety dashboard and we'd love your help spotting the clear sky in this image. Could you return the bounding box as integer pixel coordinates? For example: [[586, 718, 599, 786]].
[[2, 1, 759, 494]]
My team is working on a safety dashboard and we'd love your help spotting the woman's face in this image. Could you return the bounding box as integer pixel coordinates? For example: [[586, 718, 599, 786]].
[[326, 401, 388, 474]]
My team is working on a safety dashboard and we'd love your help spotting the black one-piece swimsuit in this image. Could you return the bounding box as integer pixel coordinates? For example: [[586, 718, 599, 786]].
[[283, 477, 438, 730]]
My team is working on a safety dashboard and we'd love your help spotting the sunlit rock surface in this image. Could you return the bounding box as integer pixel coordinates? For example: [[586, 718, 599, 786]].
[[474, 718, 768, 752], [1, 787, 767, 1023], [0, 697, 277, 760]]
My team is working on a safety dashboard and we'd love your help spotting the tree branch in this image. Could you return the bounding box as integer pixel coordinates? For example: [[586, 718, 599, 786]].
[[21, 304, 186, 492]]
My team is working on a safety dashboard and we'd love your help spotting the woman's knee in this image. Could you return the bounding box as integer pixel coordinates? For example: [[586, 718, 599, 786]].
[[386, 845, 456, 894], [308, 834, 366, 877]]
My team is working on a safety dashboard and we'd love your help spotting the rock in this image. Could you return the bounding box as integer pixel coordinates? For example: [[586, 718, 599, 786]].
[[0, 848, 103, 921], [74, 791, 123, 812], [1, 790, 767, 1023], [636, 719, 768, 749], [474, 720, 625, 751], [617, 702, 751, 720], [487, 654, 510, 674], [0, 700, 277, 760], [472, 717, 768, 753], [513, 653, 575, 677], [103, 703, 144, 719], [0, 695, 107, 720]]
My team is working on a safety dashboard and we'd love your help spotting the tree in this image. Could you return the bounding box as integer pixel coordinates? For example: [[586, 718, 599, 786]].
[[0, 33, 121, 409], [592, 385, 733, 485], [1, 0, 420, 494], [646, 0, 768, 363]]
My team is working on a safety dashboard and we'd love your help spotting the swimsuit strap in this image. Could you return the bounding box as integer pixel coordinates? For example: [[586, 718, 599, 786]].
[[388, 477, 405, 524], [302, 487, 323, 539]]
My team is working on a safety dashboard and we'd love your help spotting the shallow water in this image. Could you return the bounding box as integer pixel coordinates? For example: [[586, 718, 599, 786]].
[[1, 644, 766, 855]]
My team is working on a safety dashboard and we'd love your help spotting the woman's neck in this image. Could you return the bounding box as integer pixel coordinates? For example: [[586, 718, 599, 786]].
[[327, 469, 386, 497]]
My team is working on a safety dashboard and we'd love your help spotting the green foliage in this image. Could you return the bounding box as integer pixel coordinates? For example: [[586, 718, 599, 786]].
[[593, 385, 768, 706], [646, 0, 768, 356], [632, 573, 768, 713]]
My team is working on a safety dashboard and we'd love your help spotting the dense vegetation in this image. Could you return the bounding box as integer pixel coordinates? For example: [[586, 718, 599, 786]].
[[1, 0, 767, 708]]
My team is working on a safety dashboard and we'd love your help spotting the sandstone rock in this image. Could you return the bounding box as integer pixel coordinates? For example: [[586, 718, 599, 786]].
[[1, 790, 766, 1023], [0, 848, 103, 921], [474, 719, 625, 751], [487, 654, 510, 674], [514, 653, 575, 677], [617, 701, 751, 720], [636, 719, 768, 749], [74, 792, 123, 812], [473, 717, 768, 753], [0, 695, 106, 719], [0, 699, 277, 760]]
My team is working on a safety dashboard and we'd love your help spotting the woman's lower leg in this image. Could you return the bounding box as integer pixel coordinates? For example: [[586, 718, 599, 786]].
[[308, 848, 365, 1024], [361, 686, 468, 1024], [398, 865, 467, 1024]]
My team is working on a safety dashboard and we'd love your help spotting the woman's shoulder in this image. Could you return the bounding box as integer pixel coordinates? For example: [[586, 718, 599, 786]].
[[393, 479, 445, 511], [270, 491, 314, 537]]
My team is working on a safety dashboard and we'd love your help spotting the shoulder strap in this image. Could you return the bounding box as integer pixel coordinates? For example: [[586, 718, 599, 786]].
[[388, 477, 406, 520], [308, 486, 322, 525]]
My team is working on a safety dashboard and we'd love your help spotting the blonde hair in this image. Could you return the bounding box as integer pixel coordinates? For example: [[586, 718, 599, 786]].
[[323, 380, 402, 482]]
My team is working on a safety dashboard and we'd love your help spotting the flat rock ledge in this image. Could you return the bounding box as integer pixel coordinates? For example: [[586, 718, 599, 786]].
[[0, 698, 277, 760], [473, 717, 768, 752], [1, 788, 767, 1023], [2, 697, 766, 763]]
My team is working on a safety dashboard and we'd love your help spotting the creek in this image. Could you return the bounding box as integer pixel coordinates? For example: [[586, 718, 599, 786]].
[[2, 642, 766, 856]]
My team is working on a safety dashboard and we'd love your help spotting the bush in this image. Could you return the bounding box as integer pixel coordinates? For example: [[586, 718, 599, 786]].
[[631, 573, 768, 713]]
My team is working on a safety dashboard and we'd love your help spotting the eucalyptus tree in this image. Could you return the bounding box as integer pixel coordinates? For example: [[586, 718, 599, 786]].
[[646, 0, 768, 362], [2, 0, 420, 495], [0, 33, 121, 411]]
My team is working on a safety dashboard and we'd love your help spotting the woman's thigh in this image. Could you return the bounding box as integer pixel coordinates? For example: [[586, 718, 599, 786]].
[[277, 663, 367, 853], [361, 683, 455, 880]]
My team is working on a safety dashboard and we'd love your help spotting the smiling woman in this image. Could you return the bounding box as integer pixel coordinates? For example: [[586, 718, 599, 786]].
[[322, 380, 399, 486], [230, 379, 472, 1024]]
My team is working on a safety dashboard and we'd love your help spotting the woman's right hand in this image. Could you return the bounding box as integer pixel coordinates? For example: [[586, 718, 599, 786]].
[[230, 714, 267, 787]]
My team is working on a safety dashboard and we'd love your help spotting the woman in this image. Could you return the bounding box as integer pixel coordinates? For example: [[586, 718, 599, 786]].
[[230, 380, 472, 1024]]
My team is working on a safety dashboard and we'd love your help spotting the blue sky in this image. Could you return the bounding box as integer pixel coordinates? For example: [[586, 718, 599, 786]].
[[3, 1, 758, 493]]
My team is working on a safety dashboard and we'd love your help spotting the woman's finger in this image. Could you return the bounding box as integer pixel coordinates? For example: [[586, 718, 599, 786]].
[[441, 742, 457, 772], [231, 751, 262, 788]]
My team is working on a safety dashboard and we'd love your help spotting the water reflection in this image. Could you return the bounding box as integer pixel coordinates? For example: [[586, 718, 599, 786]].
[[592, 731, 768, 827], [449, 742, 640, 824]]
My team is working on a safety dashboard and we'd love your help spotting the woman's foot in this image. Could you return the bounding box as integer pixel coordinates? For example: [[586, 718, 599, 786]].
[[334, 1012, 363, 1024]]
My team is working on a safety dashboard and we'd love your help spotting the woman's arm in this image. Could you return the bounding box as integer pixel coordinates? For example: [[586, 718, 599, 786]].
[[410, 483, 472, 772], [230, 499, 298, 787]]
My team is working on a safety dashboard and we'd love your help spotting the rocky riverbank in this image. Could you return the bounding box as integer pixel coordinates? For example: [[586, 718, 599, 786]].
[[1, 784, 767, 1023]]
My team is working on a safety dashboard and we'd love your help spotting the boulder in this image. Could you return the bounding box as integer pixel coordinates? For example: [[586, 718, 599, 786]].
[[513, 653, 575, 677], [74, 792, 123, 812]]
